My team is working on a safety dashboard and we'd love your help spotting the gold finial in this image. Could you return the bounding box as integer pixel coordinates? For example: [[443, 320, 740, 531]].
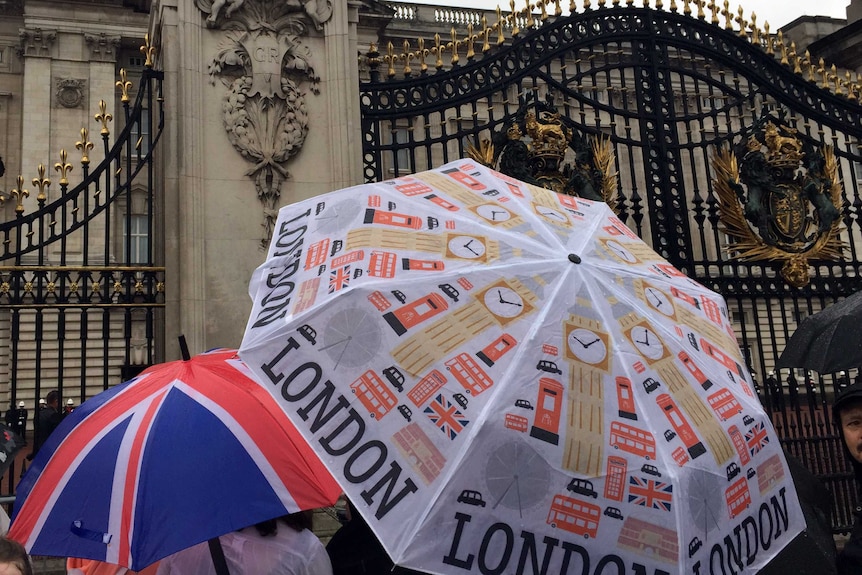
[[95, 100, 113, 136], [736, 6, 747, 36], [11, 176, 28, 214], [32, 164, 50, 203], [417, 37, 429, 72], [777, 31, 788, 65], [683, 0, 691, 16], [846, 71, 854, 100], [434, 34, 444, 68], [140, 34, 156, 68], [554, 0, 563, 16], [450, 27, 460, 66], [496, 8, 506, 46], [481, 16, 491, 52], [401, 40, 413, 76], [585, 0, 592, 10], [764, 22, 772, 54], [54, 149, 73, 186], [510, 1, 520, 36], [599, 0, 608, 7], [76, 128, 94, 165], [832, 64, 841, 94], [116, 68, 133, 103], [708, 0, 719, 23], [819, 58, 829, 89], [626, 0, 634, 6], [384, 42, 396, 77], [722, 0, 732, 28], [656, 0, 663, 9], [525, 0, 535, 29], [791, 43, 802, 74], [466, 24, 475, 60], [571, 0, 578, 11], [697, 0, 705, 19], [539, 0, 548, 20], [750, 13, 760, 44]]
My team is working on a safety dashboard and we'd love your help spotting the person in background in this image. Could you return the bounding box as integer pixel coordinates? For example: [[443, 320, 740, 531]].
[[834, 381, 862, 574], [0, 537, 32, 575], [66, 558, 159, 575], [27, 390, 64, 460], [156, 511, 331, 575]]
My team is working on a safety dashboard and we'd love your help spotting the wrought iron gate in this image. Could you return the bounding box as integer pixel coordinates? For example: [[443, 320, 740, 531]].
[[0, 51, 165, 492], [361, 3, 862, 531]]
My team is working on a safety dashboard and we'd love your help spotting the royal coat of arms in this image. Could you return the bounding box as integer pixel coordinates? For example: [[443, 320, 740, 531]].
[[467, 95, 618, 211], [711, 114, 845, 288]]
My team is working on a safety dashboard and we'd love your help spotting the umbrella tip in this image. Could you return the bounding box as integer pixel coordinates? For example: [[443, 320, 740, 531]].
[[568, 253, 582, 264], [178, 335, 191, 361]]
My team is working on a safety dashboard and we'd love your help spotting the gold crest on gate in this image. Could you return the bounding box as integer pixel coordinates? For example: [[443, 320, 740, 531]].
[[711, 116, 846, 288]]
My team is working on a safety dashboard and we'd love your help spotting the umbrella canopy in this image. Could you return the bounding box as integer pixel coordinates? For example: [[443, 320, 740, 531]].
[[776, 290, 862, 373], [239, 159, 804, 575], [0, 423, 25, 479], [7, 348, 341, 571]]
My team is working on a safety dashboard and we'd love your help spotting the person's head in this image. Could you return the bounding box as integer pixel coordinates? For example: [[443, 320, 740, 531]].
[[44, 391, 59, 410], [0, 537, 33, 575], [834, 382, 862, 468]]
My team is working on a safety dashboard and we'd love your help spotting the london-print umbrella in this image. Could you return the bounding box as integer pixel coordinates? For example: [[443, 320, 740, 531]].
[[239, 159, 804, 575], [8, 347, 341, 571]]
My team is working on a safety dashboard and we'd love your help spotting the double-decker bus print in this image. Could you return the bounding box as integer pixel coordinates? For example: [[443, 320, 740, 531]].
[[756, 454, 785, 495], [368, 251, 397, 278], [700, 337, 746, 379], [655, 393, 707, 459], [441, 166, 486, 191], [615, 377, 637, 420], [407, 369, 448, 407], [725, 477, 751, 519], [707, 388, 742, 421], [476, 333, 516, 367], [504, 413, 528, 432], [383, 292, 449, 336], [363, 208, 423, 229], [546, 494, 601, 538], [609, 421, 656, 460], [445, 353, 493, 395], [728, 425, 751, 465], [678, 350, 714, 391], [604, 456, 628, 501], [350, 370, 397, 419], [529, 378, 564, 445]]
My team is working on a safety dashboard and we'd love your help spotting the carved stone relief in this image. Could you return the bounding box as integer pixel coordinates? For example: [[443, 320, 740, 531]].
[[195, 0, 333, 247], [18, 28, 57, 58], [84, 33, 121, 62], [54, 78, 87, 109]]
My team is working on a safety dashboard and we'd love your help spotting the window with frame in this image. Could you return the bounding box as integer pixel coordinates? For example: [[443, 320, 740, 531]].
[[136, 108, 150, 155], [123, 214, 149, 264], [388, 124, 411, 175]]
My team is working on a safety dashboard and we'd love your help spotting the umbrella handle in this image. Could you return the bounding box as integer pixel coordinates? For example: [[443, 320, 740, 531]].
[[207, 537, 231, 575]]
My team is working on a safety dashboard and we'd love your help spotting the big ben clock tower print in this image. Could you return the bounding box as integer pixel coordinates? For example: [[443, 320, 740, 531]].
[[558, 314, 611, 478]]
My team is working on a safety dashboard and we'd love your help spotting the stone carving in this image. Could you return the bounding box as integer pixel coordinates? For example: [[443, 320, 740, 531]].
[[196, 0, 332, 246], [18, 28, 56, 57], [84, 33, 121, 61], [54, 78, 87, 109]]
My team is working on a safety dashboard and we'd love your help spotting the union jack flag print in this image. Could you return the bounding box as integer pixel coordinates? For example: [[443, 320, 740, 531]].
[[424, 394, 469, 440], [328, 265, 351, 293], [745, 421, 770, 456], [628, 476, 673, 512]]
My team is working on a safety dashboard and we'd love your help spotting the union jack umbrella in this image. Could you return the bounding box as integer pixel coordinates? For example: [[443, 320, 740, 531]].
[[239, 159, 803, 574], [7, 346, 341, 572]]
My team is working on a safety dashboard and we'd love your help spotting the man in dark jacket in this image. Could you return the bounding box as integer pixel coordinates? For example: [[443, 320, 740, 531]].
[[833, 382, 862, 574]]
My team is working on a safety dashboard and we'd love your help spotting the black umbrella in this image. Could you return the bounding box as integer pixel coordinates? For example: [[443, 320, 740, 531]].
[[777, 291, 862, 373], [0, 423, 25, 480]]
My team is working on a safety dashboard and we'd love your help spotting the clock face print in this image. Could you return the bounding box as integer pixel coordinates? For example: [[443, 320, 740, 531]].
[[475, 204, 512, 223], [567, 327, 608, 364], [644, 287, 674, 317], [535, 204, 568, 224], [629, 325, 665, 360], [447, 235, 486, 259], [320, 307, 383, 369], [483, 286, 525, 318], [605, 240, 638, 264], [485, 441, 551, 512]]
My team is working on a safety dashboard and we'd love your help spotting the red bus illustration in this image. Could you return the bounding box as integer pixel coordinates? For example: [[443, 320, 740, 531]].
[[609, 421, 656, 460], [368, 194, 381, 207], [756, 454, 785, 496], [393, 178, 433, 196], [401, 258, 445, 271], [530, 377, 564, 446], [457, 277, 474, 290], [445, 353, 494, 395], [367, 290, 391, 312], [707, 388, 742, 421], [292, 278, 320, 315], [678, 351, 714, 391], [728, 425, 751, 466], [383, 293, 449, 336], [368, 251, 397, 278], [670, 286, 700, 309], [725, 477, 751, 519], [332, 250, 364, 267], [407, 369, 448, 407], [504, 413, 529, 432], [616, 377, 637, 420], [441, 166, 486, 191], [671, 446, 690, 466], [423, 193, 460, 211], [617, 517, 679, 564], [604, 456, 628, 501], [655, 393, 707, 460], [546, 494, 601, 538], [476, 333, 517, 367], [304, 238, 330, 270], [700, 338, 746, 379], [700, 296, 723, 325], [392, 423, 447, 485], [350, 370, 397, 419]]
